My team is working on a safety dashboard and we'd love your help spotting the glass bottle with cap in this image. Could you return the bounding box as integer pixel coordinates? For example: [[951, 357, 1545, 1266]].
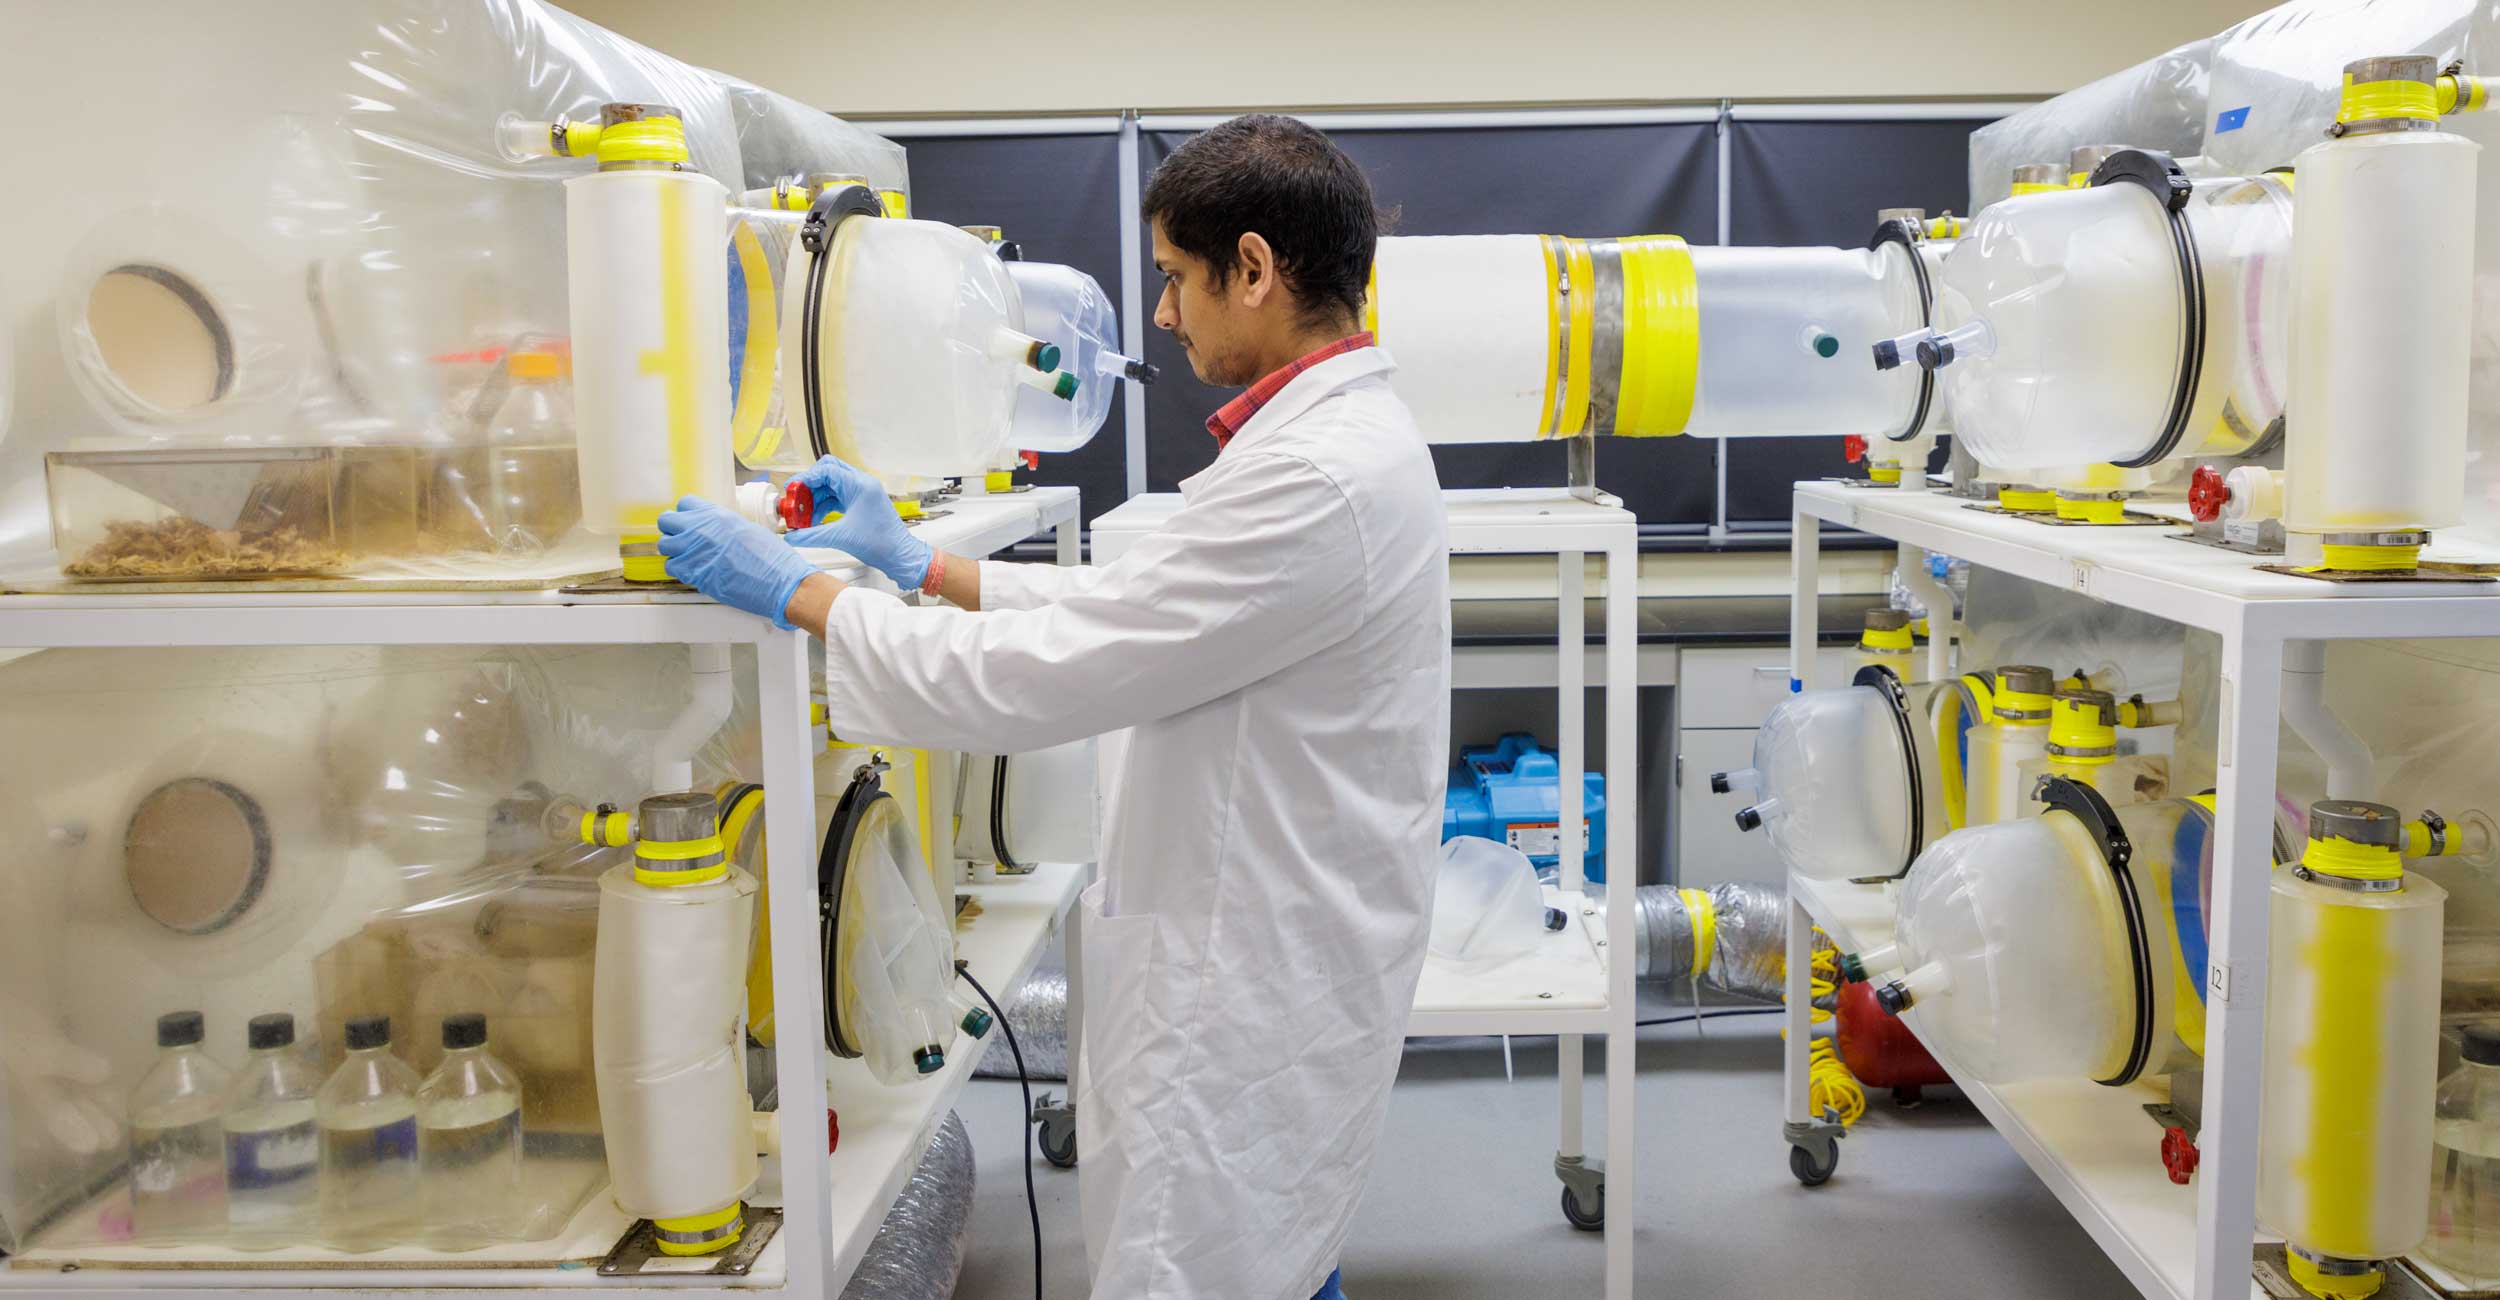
[[223, 1012, 320, 1248], [2428, 1024, 2500, 1285], [316, 1015, 421, 1250], [472, 348, 582, 555], [128, 1010, 231, 1241], [418, 1013, 525, 1249]]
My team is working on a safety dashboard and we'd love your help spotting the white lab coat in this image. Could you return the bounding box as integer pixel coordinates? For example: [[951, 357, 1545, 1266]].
[[818, 347, 1450, 1300]]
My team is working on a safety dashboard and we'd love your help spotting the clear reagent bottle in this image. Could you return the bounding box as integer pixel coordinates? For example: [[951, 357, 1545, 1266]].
[[129, 1010, 231, 1242], [417, 1012, 526, 1249], [223, 1013, 319, 1249], [316, 1015, 421, 1251], [2428, 1024, 2500, 1285]]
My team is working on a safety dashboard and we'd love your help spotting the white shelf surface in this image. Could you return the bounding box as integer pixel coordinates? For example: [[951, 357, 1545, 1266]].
[[820, 860, 1085, 1293], [0, 487, 1079, 647], [1796, 481, 2500, 640], [1788, 871, 2253, 1300], [1408, 887, 1613, 1037], [1092, 486, 1637, 559]]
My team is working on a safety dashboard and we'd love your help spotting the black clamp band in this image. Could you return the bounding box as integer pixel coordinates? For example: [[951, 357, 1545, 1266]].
[[818, 764, 892, 1061], [1865, 219, 1936, 444], [798, 184, 890, 459], [2088, 150, 2206, 469], [1845, 664, 1927, 884], [2035, 775, 2157, 1087]]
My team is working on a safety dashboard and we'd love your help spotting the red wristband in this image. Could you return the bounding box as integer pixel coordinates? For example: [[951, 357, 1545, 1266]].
[[918, 550, 947, 598]]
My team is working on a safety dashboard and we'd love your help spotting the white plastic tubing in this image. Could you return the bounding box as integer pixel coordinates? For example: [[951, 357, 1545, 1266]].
[[2282, 641, 2371, 801], [652, 644, 734, 794]]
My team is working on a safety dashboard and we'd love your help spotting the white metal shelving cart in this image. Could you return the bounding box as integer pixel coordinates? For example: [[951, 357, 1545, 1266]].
[[0, 488, 1083, 1300], [1091, 485, 1642, 1300], [1780, 479, 2500, 1300]]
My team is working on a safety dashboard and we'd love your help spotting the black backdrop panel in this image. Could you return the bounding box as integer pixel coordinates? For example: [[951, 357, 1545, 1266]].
[[1720, 117, 1995, 521], [892, 132, 1129, 524], [1140, 123, 1720, 523]]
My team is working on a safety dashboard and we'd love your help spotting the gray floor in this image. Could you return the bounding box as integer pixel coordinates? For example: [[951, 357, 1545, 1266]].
[[944, 994, 2136, 1300]]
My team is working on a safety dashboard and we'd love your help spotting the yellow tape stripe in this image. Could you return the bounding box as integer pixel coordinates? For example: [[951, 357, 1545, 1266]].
[[1998, 487, 2055, 512], [2009, 181, 2063, 197], [1537, 238, 1561, 439], [2316, 543, 2421, 573], [1859, 626, 1913, 651], [728, 219, 779, 464], [2056, 497, 2127, 524], [2304, 835, 2403, 882], [2298, 898, 2391, 1260], [639, 834, 727, 862], [2340, 74, 2438, 124], [1679, 888, 1717, 977], [1610, 235, 1697, 438], [1558, 239, 1597, 439], [597, 117, 690, 165], [640, 181, 705, 519]]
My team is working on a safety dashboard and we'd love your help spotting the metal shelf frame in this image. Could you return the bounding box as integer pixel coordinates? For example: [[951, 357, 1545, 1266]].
[[0, 489, 1082, 1300], [1782, 481, 2500, 1300]]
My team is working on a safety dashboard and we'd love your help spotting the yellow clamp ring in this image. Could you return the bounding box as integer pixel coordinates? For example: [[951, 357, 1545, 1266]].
[[2316, 542, 2421, 573], [2009, 181, 2063, 197], [2441, 73, 2491, 115], [1610, 235, 1699, 438], [635, 833, 729, 886], [1868, 464, 1903, 484], [579, 810, 633, 849], [1679, 887, 1718, 977], [596, 116, 691, 166], [2056, 497, 2128, 524], [2287, 1253, 2382, 1300], [2302, 834, 2403, 883], [2340, 75, 2438, 125], [1859, 625, 1914, 651], [1997, 487, 2056, 513], [619, 531, 669, 583], [652, 1202, 745, 1257]]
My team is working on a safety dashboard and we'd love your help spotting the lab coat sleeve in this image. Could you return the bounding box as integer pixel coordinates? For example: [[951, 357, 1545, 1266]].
[[819, 451, 1368, 754], [976, 558, 1116, 612]]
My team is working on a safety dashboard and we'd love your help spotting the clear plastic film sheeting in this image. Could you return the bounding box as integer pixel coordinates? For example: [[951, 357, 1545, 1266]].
[[0, 2, 905, 581], [1967, 37, 2214, 210], [828, 778, 974, 1087], [0, 642, 736, 1254], [837, 1111, 974, 1300], [709, 71, 910, 198]]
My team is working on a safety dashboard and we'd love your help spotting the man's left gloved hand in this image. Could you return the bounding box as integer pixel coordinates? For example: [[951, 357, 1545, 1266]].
[[657, 496, 819, 629]]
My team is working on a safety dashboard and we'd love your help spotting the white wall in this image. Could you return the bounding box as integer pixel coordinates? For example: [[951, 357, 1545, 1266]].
[[563, 0, 2276, 119]]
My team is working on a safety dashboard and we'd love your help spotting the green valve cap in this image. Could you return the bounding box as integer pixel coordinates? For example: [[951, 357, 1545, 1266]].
[[914, 1045, 946, 1075], [1034, 342, 1062, 372], [1812, 332, 1840, 359], [961, 1007, 995, 1038], [1052, 373, 1079, 401]]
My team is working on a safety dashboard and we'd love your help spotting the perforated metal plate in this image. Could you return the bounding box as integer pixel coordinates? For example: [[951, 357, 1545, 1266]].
[[598, 1207, 783, 1278]]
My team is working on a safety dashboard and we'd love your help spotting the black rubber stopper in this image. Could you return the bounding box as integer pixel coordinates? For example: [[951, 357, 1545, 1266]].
[[442, 1013, 488, 1051], [344, 1015, 392, 1051], [157, 1010, 205, 1048], [248, 1013, 296, 1051], [2467, 1024, 2500, 1067]]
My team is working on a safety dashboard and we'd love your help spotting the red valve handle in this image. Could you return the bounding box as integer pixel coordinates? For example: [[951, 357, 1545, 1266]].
[[780, 480, 816, 532], [2187, 464, 2230, 523], [2160, 1125, 2199, 1184], [1842, 434, 1868, 465]]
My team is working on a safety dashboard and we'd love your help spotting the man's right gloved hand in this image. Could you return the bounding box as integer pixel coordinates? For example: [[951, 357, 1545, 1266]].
[[785, 455, 934, 590]]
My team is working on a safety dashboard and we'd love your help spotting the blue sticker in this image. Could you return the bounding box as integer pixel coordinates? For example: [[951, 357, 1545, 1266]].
[[2215, 106, 2251, 133]]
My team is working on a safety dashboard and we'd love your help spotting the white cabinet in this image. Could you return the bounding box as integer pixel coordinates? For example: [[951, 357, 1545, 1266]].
[[1671, 645, 1857, 889]]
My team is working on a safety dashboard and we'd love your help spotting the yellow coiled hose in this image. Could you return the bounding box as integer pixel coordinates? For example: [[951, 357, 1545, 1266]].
[[1774, 939, 1868, 1128]]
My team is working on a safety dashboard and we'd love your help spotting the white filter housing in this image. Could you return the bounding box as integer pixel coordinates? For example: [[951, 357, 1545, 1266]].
[[785, 216, 1029, 483], [591, 864, 759, 1224], [566, 169, 735, 536], [2284, 130, 2479, 535]]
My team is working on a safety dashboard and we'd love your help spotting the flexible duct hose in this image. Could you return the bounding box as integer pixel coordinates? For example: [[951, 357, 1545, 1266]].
[[1634, 882, 1866, 1126]]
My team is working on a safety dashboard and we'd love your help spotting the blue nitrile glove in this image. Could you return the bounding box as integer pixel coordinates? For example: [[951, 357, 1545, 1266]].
[[785, 455, 933, 590], [656, 496, 819, 629]]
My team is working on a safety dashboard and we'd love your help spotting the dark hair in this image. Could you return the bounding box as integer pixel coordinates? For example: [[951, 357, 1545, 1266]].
[[1142, 114, 1377, 329]]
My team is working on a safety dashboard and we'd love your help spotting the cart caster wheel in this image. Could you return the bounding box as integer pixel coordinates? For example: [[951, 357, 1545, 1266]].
[[1040, 1118, 1079, 1169], [1790, 1140, 1838, 1187], [1561, 1184, 1605, 1231]]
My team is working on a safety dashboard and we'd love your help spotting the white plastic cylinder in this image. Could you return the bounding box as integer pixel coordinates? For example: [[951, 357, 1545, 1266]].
[[783, 216, 1028, 484], [2258, 870, 2445, 1265], [1965, 714, 2050, 825], [591, 864, 760, 1225], [2222, 464, 2284, 522], [565, 169, 735, 538], [2283, 131, 2479, 535], [1369, 235, 1551, 443]]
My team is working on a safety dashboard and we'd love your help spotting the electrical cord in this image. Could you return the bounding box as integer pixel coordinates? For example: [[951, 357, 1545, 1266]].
[[1632, 1006, 1787, 1029], [958, 963, 1042, 1300]]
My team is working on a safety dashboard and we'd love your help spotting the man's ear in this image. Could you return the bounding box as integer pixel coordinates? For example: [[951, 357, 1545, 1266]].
[[1236, 231, 1277, 309]]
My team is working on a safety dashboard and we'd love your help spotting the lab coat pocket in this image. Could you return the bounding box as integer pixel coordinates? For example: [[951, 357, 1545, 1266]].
[[1074, 881, 1160, 1101]]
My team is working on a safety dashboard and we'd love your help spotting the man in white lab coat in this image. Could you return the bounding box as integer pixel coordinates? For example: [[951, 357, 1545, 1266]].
[[656, 114, 1451, 1300]]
